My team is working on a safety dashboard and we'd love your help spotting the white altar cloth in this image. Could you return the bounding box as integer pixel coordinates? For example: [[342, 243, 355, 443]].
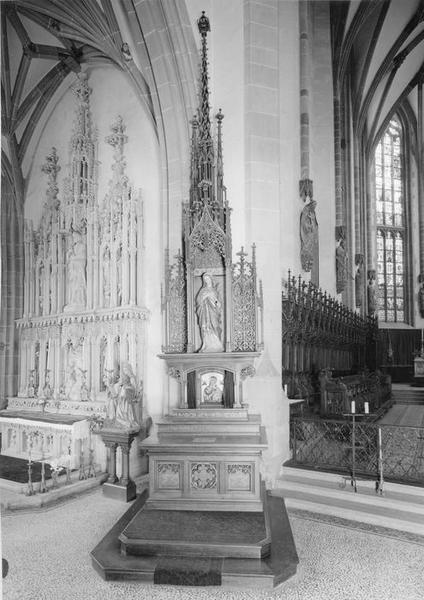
[[0, 414, 90, 469]]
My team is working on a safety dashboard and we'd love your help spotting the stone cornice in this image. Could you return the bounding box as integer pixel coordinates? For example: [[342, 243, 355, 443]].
[[16, 306, 150, 329]]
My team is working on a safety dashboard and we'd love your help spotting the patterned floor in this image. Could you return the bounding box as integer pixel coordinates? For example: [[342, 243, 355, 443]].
[[2, 487, 424, 600]]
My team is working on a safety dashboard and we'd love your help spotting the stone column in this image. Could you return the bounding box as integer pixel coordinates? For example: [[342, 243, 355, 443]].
[[244, 0, 291, 481], [417, 81, 424, 316], [119, 443, 131, 486], [105, 441, 118, 483], [101, 430, 139, 501]]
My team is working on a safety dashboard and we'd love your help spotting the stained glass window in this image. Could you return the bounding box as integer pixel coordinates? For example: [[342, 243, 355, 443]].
[[374, 117, 406, 323]]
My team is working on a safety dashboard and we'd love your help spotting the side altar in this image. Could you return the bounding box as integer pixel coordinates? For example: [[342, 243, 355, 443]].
[[0, 74, 145, 479], [92, 13, 297, 589]]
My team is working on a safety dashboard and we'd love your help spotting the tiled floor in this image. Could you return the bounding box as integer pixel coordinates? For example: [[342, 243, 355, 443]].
[[2, 488, 424, 600]]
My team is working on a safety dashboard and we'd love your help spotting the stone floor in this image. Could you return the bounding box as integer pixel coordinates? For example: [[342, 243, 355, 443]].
[[2, 487, 424, 600]]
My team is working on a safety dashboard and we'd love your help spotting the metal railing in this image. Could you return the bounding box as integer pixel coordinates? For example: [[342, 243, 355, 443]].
[[290, 417, 424, 486]]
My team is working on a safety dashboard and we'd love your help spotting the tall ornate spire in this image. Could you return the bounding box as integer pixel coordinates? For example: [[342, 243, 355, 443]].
[[197, 11, 213, 166], [64, 72, 97, 230], [188, 12, 227, 233]]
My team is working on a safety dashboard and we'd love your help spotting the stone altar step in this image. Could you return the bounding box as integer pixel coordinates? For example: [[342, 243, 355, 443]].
[[119, 507, 270, 559], [392, 384, 424, 405], [157, 413, 262, 437], [91, 489, 299, 589], [276, 466, 424, 536]]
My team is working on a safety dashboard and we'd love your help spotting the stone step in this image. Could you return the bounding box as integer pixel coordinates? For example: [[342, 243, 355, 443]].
[[119, 507, 271, 559], [276, 466, 424, 536]]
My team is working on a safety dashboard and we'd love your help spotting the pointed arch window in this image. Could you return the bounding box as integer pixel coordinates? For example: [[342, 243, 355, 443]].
[[374, 116, 407, 323]]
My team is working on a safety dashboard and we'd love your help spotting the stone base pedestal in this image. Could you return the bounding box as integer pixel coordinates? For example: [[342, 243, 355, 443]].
[[100, 428, 139, 502], [102, 480, 137, 502], [91, 409, 298, 589]]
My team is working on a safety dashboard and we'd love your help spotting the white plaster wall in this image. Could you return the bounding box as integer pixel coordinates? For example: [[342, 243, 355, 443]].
[[310, 1, 336, 295], [23, 66, 164, 420]]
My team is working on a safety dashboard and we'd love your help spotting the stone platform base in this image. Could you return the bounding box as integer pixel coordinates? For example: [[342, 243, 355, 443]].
[[91, 490, 298, 589], [103, 480, 137, 502]]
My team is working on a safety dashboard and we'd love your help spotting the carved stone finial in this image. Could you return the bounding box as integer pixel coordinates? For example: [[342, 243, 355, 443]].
[[72, 72, 91, 104], [42, 147, 61, 179], [106, 115, 127, 149], [197, 11, 210, 36]]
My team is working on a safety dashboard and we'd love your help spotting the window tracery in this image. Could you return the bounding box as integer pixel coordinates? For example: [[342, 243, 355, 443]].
[[374, 117, 407, 323]]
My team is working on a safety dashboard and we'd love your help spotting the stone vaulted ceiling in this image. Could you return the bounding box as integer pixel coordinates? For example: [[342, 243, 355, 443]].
[[1, 0, 154, 202], [331, 0, 424, 153]]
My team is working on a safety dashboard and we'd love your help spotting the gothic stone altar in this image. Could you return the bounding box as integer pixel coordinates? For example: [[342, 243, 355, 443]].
[[0, 73, 145, 479], [92, 13, 297, 589]]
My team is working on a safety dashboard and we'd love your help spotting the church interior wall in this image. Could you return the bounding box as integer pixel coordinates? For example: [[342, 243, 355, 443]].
[[309, 0, 337, 296]]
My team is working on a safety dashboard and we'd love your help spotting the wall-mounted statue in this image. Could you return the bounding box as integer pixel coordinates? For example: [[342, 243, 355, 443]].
[[355, 254, 364, 307], [195, 273, 224, 353], [419, 275, 424, 318], [367, 269, 377, 316], [66, 228, 87, 308], [335, 226, 347, 294], [300, 200, 318, 272]]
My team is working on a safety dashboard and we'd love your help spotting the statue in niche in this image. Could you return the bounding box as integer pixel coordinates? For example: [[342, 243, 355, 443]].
[[335, 237, 348, 294], [42, 371, 53, 399], [79, 370, 90, 402], [300, 200, 318, 272], [104, 362, 140, 430], [355, 254, 364, 307], [202, 375, 223, 404], [27, 370, 36, 398], [66, 229, 86, 307], [65, 361, 82, 401], [367, 270, 377, 316], [195, 273, 224, 352]]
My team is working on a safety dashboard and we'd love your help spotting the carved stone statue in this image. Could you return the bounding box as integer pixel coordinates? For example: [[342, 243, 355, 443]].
[[300, 200, 318, 272], [65, 361, 81, 401], [105, 362, 140, 430], [66, 230, 86, 307], [27, 370, 36, 398], [355, 254, 364, 307], [42, 371, 53, 399], [335, 237, 347, 294], [104, 369, 118, 421], [367, 270, 377, 316], [195, 273, 224, 352]]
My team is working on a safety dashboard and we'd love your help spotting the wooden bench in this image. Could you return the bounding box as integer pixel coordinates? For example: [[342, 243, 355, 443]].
[[319, 369, 391, 417]]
